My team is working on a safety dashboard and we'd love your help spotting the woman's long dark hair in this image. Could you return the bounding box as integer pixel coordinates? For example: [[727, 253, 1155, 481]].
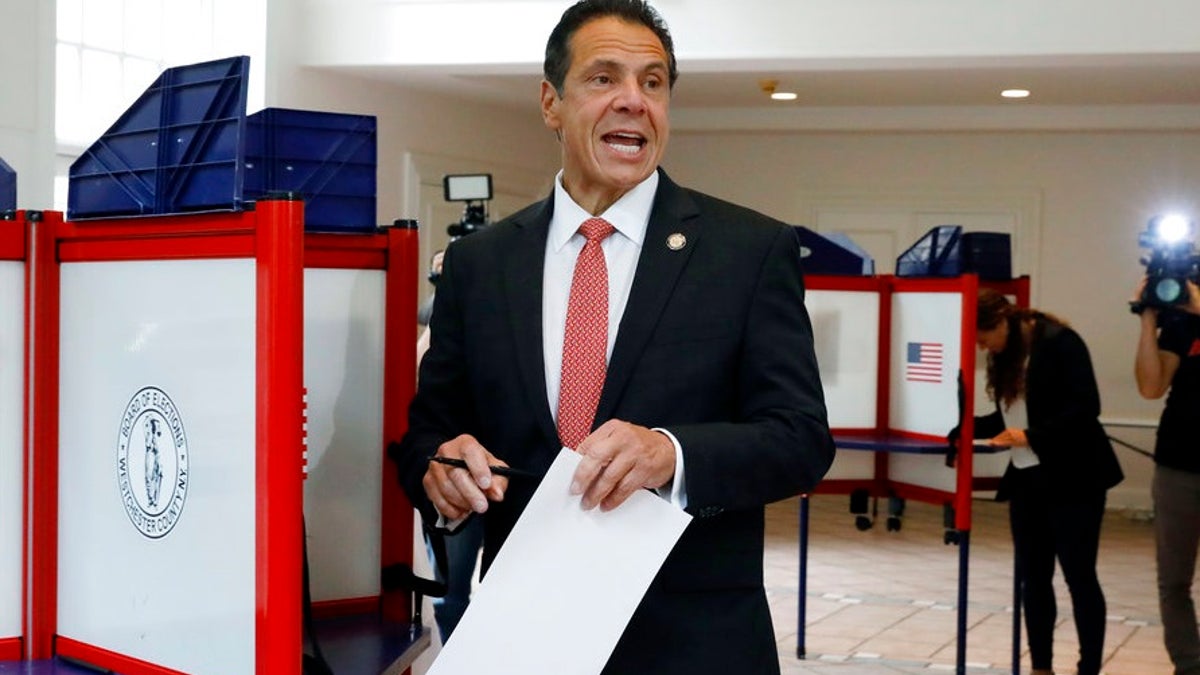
[[977, 288, 1066, 409]]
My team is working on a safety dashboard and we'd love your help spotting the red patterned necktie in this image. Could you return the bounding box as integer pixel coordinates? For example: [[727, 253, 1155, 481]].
[[557, 217, 616, 449]]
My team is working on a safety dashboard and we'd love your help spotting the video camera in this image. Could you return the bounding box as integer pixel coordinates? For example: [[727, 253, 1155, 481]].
[[444, 173, 493, 239], [1132, 213, 1200, 316]]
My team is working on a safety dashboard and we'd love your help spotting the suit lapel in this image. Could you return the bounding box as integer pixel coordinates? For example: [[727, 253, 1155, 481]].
[[503, 198, 559, 445], [596, 173, 700, 422]]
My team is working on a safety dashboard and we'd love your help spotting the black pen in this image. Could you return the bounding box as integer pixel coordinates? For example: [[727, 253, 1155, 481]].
[[428, 455, 539, 479]]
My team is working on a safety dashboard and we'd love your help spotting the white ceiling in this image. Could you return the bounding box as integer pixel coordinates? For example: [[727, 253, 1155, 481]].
[[306, 1, 1200, 132], [341, 55, 1200, 108], [329, 55, 1200, 132]]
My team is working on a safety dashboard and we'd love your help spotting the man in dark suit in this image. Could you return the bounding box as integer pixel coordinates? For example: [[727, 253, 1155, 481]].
[[392, 0, 835, 672]]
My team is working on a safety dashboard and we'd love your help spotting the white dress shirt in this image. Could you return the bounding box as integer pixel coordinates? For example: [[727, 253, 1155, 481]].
[[1004, 398, 1039, 469], [543, 170, 686, 507]]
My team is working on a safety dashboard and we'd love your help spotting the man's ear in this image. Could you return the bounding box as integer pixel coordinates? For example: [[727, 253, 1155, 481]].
[[540, 80, 561, 132]]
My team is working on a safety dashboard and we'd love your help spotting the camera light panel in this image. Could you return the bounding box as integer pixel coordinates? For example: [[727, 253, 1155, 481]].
[[1151, 213, 1194, 245], [443, 173, 493, 202]]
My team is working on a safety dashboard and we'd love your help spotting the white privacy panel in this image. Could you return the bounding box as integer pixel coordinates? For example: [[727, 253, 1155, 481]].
[[806, 289, 879, 429], [974, 452, 1013, 482], [823, 448, 876, 481], [0, 261, 23, 639], [57, 259, 257, 675], [888, 451, 1011, 492], [889, 292, 963, 437], [302, 267, 386, 602], [890, 453, 956, 493]]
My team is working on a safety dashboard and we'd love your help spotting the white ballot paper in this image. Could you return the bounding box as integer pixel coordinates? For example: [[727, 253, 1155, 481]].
[[427, 447, 693, 675]]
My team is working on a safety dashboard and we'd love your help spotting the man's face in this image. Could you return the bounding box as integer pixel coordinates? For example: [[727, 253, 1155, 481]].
[[541, 16, 671, 212]]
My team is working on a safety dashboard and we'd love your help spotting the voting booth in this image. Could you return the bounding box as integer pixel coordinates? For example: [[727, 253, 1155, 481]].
[[25, 201, 423, 675], [812, 274, 1026, 501], [300, 224, 427, 672], [30, 201, 306, 674], [8, 53, 427, 673], [799, 272, 1030, 673], [0, 209, 31, 661]]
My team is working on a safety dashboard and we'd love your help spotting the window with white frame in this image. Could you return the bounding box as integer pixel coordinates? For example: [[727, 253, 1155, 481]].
[[54, 0, 265, 210]]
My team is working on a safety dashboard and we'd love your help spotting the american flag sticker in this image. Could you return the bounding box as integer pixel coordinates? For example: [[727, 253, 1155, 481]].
[[905, 342, 943, 383]]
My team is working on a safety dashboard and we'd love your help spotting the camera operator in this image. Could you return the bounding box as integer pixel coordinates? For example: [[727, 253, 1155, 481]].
[[418, 186, 490, 364], [413, 181, 492, 644], [416, 249, 443, 363], [1133, 276, 1200, 675]]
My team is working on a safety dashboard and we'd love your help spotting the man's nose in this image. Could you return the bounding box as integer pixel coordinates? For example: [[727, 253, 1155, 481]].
[[613, 79, 647, 113]]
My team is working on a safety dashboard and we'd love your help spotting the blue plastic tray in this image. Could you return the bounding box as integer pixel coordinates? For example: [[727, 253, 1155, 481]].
[[244, 107, 377, 232], [0, 155, 15, 211], [896, 225, 963, 277], [67, 57, 379, 231], [68, 56, 250, 219], [961, 232, 1012, 280], [793, 226, 874, 276]]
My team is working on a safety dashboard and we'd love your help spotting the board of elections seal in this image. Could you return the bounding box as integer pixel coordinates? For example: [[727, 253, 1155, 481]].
[[117, 386, 189, 539]]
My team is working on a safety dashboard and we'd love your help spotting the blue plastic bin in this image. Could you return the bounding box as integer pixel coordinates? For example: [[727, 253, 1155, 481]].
[[896, 226, 1012, 279], [896, 225, 962, 277], [960, 232, 1012, 280], [0, 156, 14, 211], [793, 226, 874, 275], [67, 56, 379, 231], [68, 56, 250, 219], [244, 108, 377, 232]]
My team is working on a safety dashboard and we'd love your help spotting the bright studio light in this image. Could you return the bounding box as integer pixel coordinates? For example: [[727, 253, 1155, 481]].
[[1154, 213, 1193, 245]]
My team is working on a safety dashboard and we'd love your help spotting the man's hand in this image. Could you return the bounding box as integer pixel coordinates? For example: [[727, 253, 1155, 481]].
[[1183, 280, 1200, 316], [569, 420, 676, 512], [423, 434, 509, 521]]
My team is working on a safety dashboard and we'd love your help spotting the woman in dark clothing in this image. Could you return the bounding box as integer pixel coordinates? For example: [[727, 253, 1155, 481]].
[[976, 288, 1124, 675]]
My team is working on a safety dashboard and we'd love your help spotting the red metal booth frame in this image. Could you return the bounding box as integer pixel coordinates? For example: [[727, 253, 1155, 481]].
[[0, 210, 35, 661]]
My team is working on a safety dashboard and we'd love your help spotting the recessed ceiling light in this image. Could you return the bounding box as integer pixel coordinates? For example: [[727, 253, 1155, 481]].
[[759, 78, 797, 102], [1001, 89, 1031, 99]]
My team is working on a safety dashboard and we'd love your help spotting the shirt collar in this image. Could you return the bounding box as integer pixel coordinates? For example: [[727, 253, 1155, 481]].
[[549, 170, 658, 252]]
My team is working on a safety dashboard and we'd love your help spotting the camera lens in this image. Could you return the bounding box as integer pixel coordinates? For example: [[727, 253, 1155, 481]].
[[1155, 277, 1185, 304]]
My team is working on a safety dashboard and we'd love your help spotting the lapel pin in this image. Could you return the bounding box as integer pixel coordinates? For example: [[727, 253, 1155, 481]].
[[667, 233, 687, 250]]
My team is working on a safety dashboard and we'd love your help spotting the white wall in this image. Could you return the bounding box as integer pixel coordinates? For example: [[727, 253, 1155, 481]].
[[264, 67, 556, 222], [267, 0, 558, 219], [265, 0, 559, 305], [0, 0, 56, 208]]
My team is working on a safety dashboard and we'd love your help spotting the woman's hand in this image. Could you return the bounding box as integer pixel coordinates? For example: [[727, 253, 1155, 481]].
[[992, 428, 1028, 448]]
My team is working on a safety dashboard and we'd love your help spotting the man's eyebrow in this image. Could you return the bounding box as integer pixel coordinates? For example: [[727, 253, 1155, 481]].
[[582, 58, 669, 75], [583, 58, 621, 72]]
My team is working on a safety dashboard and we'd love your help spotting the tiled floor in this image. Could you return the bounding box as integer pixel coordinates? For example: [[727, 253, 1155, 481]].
[[415, 493, 1176, 675], [770, 494, 1171, 674]]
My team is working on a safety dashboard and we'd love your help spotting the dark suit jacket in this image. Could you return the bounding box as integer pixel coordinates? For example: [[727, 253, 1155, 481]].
[[394, 170, 835, 673], [996, 319, 1123, 501]]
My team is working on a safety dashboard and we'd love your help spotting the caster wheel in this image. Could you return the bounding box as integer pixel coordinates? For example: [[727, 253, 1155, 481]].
[[886, 516, 902, 532], [943, 530, 960, 545], [855, 515, 873, 531]]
